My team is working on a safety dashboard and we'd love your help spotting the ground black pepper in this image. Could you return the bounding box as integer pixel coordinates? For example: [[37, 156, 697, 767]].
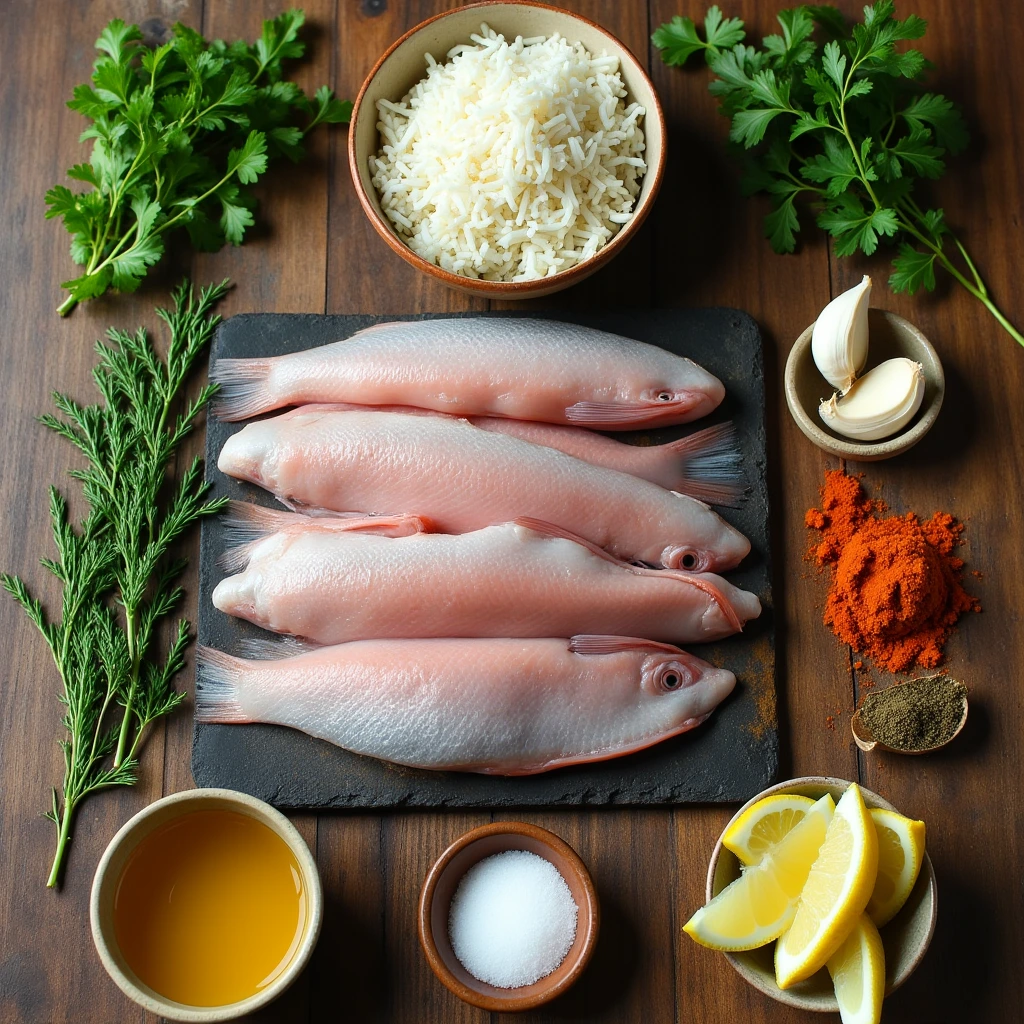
[[859, 676, 968, 751]]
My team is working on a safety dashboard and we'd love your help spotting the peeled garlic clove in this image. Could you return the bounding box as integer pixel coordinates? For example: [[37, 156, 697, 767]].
[[819, 357, 925, 441], [812, 276, 871, 394]]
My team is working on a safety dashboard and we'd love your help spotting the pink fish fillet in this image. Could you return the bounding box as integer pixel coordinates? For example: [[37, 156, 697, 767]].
[[211, 317, 725, 428], [212, 511, 761, 644], [194, 636, 737, 774], [217, 408, 751, 571]]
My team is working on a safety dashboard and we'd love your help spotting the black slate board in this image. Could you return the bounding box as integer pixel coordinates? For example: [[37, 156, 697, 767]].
[[193, 310, 777, 807]]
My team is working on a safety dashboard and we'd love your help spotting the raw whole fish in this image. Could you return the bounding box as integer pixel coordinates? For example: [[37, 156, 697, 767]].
[[194, 636, 737, 774], [212, 511, 761, 644], [212, 317, 725, 428], [271, 403, 746, 507], [217, 408, 751, 571]]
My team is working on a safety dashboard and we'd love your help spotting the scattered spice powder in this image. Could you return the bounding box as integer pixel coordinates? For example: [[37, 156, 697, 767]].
[[859, 676, 968, 751], [806, 470, 980, 672]]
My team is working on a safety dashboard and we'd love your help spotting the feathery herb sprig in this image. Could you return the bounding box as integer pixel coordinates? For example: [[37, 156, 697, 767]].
[[653, 1, 1023, 347], [47, 12, 351, 316], [2, 280, 230, 887]]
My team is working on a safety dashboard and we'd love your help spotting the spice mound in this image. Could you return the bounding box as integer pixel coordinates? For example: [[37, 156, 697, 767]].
[[859, 676, 968, 751], [806, 470, 980, 672], [448, 849, 578, 988]]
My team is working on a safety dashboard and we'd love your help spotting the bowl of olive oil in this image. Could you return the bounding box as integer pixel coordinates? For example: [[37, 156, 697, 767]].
[[90, 788, 322, 1022]]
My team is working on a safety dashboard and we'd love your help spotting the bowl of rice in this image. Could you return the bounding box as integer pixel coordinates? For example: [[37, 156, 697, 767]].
[[348, 1, 665, 298]]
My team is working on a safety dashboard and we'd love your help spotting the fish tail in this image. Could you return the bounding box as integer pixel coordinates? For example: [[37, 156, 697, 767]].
[[664, 422, 747, 508], [211, 358, 276, 421], [195, 647, 251, 723]]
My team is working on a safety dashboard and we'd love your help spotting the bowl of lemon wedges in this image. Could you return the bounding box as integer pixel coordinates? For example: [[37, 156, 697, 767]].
[[685, 777, 936, 1020]]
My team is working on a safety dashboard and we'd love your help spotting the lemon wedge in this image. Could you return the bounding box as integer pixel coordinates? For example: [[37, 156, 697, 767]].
[[722, 793, 817, 866], [827, 914, 886, 1024], [775, 784, 878, 988], [683, 794, 834, 951], [867, 807, 926, 927]]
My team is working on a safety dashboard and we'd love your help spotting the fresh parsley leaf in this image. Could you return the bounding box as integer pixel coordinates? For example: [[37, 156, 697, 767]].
[[652, 6, 745, 67], [50, 13, 350, 315], [655, 2, 1024, 347]]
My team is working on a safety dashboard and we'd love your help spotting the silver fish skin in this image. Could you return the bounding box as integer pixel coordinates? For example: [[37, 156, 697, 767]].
[[212, 318, 725, 428], [212, 516, 762, 644], [217, 408, 751, 571], [194, 637, 737, 775]]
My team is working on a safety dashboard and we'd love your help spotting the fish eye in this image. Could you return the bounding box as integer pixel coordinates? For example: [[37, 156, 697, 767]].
[[680, 552, 699, 570], [655, 661, 692, 692], [657, 391, 673, 401]]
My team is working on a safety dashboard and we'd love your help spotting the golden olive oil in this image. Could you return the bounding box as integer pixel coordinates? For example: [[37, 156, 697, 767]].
[[113, 809, 305, 1007]]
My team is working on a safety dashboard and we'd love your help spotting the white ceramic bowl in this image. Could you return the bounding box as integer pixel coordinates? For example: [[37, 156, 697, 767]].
[[705, 776, 937, 1012], [90, 788, 322, 1022], [348, 0, 666, 300]]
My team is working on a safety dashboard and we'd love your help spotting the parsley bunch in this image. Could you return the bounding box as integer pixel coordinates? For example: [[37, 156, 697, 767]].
[[654, 2, 1023, 348], [47, 12, 350, 316], [2, 281, 229, 887]]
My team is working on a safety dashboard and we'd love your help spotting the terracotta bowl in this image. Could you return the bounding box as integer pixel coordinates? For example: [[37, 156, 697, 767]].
[[90, 789, 322, 1023], [785, 309, 944, 460], [418, 821, 600, 1011], [705, 776, 938, 1012], [348, 1, 666, 300]]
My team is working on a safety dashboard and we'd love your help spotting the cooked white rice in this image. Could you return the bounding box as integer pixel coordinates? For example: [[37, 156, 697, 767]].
[[369, 23, 646, 282]]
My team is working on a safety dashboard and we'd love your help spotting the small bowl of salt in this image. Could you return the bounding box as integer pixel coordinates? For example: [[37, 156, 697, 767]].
[[418, 821, 599, 1011]]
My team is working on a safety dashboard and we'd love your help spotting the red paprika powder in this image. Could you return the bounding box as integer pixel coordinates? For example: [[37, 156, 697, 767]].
[[806, 470, 980, 673]]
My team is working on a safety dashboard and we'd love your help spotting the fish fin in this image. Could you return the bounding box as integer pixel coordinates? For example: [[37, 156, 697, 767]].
[[513, 518, 743, 632], [564, 393, 704, 426], [665, 422, 748, 508], [210, 359, 276, 421], [195, 647, 251, 723], [222, 501, 430, 547], [569, 635, 685, 655], [237, 635, 319, 660], [511, 517, 625, 564]]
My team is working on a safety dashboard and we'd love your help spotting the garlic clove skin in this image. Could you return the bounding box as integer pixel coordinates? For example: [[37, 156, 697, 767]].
[[819, 357, 925, 441], [811, 275, 872, 394]]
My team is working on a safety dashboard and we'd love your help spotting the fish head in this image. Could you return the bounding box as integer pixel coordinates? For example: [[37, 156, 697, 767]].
[[660, 498, 751, 572], [218, 422, 281, 490], [640, 647, 737, 723], [633, 380, 724, 426]]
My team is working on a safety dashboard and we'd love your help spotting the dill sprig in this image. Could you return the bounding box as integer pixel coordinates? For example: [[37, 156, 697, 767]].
[[2, 280, 230, 887]]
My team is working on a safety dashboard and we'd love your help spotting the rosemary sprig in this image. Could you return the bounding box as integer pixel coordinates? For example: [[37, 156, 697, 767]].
[[2, 280, 229, 887]]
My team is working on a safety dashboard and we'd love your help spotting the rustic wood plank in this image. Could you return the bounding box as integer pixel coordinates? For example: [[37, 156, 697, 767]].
[[329, 0, 488, 313], [647, 3, 856, 1020], [383, 812, 490, 1024], [824, 2, 1024, 1019], [2, 1, 1024, 1022], [0, 3, 207, 1021]]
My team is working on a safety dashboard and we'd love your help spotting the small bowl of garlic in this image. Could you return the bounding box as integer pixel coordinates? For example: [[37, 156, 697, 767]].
[[785, 277, 945, 460]]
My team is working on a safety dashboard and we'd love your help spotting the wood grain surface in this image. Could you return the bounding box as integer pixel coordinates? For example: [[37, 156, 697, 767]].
[[0, 1, 1019, 1022]]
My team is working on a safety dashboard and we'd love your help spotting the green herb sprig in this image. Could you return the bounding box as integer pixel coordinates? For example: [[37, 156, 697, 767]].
[[47, 12, 350, 316], [653, 1, 1023, 348], [2, 281, 229, 887]]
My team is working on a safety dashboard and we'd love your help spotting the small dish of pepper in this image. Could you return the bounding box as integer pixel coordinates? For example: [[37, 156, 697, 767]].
[[851, 675, 969, 754]]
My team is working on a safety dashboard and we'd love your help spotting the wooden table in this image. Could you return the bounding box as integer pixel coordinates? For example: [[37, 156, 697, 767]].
[[1, 1, 1020, 1020]]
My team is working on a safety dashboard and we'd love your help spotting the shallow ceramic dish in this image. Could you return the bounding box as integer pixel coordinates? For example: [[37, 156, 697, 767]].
[[705, 776, 937, 1012], [419, 821, 600, 1011], [90, 788, 322, 1023], [785, 309, 944, 460], [851, 675, 969, 754], [347, 1, 666, 300]]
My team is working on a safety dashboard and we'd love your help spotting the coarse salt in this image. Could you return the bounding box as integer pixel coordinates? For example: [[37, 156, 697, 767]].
[[369, 23, 646, 282], [448, 849, 579, 988]]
